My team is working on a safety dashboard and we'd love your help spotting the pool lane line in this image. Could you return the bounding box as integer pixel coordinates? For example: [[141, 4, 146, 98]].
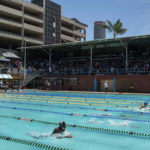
[[0, 97, 142, 108], [2, 93, 147, 104], [2, 93, 146, 103], [0, 105, 150, 123], [0, 114, 150, 139], [0, 135, 71, 150], [0, 100, 131, 112], [0, 98, 141, 108], [0, 100, 149, 116], [7, 91, 150, 99], [3, 95, 145, 104]]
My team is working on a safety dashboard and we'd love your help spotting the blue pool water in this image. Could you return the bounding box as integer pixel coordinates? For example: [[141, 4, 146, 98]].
[[0, 91, 150, 150]]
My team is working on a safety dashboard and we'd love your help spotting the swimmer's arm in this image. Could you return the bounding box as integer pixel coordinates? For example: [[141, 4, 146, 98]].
[[52, 135, 73, 139], [52, 128, 59, 134], [64, 135, 73, 138]]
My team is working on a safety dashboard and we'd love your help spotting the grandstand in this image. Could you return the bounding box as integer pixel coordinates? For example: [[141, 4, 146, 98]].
[[1, 34, 150, 93], [18, 34, 150, 93]]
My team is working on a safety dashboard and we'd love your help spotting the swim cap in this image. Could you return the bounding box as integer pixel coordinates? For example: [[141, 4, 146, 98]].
[[144, 101, 148, 105], [59, 121, 66, 128]]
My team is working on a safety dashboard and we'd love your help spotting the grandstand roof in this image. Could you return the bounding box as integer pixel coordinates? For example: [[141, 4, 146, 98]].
[[26, 34, 150, 51]]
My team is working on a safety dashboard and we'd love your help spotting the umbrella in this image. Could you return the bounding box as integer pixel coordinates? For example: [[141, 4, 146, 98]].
[[2, 52, 20, 59], [0, 56, 10, 62]]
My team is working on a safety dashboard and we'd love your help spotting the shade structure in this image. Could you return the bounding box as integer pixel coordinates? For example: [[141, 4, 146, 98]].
[[0, 56, 10, 62], [0, 74, 12, 79], [2, 52, 20, 59]]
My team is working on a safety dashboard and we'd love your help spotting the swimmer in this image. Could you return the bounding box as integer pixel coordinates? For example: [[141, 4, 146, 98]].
[[139, 101, 149, 109], [52, 121, 73, 138], [27, 121, 73, 139]]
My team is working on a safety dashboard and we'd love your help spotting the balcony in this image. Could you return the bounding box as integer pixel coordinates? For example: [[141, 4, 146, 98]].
[[74, 30, 86, 38], [0, 18, 22, 29], [61, 26, 74, 35], [0, 4, 22, 19], [24, 23, 43, 34], [24, 14, 43, 25], [61, 34, 78, 42]]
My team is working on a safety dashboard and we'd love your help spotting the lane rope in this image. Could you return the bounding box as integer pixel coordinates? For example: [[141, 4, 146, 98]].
[[0, 105, 150, 123], [0, 114, 150, 139], [0, 135, 71, 150], [0, 100, 150, 116]]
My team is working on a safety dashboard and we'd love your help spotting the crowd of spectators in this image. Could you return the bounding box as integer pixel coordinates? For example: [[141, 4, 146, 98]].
[[1, 48, 150, 76]]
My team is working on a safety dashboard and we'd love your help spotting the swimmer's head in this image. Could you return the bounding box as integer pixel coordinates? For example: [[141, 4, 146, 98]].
[[59, 121, 66, 131], [144, 101, 148, 106]]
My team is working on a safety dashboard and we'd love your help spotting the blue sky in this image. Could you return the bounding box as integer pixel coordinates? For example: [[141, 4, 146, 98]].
[[29, 0, 150, 41]]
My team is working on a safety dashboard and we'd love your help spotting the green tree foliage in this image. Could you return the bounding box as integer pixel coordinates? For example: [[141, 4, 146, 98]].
[[103, 19, 127, 38]]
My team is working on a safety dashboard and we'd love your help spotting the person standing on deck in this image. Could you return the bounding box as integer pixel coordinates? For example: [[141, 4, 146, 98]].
[[104, 80, 108, 93]]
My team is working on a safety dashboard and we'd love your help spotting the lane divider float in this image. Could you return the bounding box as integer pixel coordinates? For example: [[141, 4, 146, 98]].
[[0, 135, 71, 150], [0, 114, 150, 139]]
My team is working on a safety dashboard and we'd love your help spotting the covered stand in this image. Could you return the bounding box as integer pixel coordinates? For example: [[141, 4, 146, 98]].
[[0, 74, 13, 92]]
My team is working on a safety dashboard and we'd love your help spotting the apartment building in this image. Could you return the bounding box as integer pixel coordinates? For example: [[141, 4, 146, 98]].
[[0, 0, 44, 51], [32, 0, 61, 45], [0, 0, 87, 53], [32, 0, 87, 44], [61, 16, 87, 43]]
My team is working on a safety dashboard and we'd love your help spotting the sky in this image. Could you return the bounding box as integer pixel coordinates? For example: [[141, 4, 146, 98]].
[[28, 0, 150, 41]]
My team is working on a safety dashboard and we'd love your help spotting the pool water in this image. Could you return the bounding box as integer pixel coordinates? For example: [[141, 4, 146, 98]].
[[0, 91, 150, 150]]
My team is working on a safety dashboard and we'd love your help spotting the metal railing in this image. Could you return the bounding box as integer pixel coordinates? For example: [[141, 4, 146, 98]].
[[0, 67, 149, 76], [38, 68, 150, 76]]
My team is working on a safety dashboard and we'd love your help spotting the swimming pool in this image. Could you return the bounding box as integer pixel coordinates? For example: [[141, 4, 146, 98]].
[[0, 91, 150, 150]]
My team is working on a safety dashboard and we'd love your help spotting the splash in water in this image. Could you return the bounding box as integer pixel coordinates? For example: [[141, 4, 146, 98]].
[[26, 131, 71, 139], [26, 132, 51, 139], [87, 118, 104, 124], [108, 120, 130, 127]]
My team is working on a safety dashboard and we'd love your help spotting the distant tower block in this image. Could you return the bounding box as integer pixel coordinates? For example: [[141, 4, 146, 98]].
[[94, 21, 106, 40]]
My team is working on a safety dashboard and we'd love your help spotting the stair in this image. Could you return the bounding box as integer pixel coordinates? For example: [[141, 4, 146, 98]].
[[20, 74, 39, 89]]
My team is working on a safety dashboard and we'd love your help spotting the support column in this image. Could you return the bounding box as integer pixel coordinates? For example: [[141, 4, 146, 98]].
[[113, 77, 116, 92], [49, 49, 52, 67], [84, 29, 86, 41], [94, 77, 97, 92], [73, 25, 75, 38], [125, 42, 128, 72], [119, 39, 129, 73], [21, 0, 25, 51], [24, 40, 27, 81], [43, 0, 46, 44], [90, 46, 93, 73]]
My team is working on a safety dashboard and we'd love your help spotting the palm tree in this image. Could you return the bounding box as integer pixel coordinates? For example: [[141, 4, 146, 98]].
[[103, 19, 127, 38]]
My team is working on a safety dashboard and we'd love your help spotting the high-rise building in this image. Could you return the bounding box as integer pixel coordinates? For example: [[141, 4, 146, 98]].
[[61, 16, 87, 43], [32, 0, 61, 45], [32, 0, 87, 44], [0, 0, 87, 53], [94, 21, 105, 40]]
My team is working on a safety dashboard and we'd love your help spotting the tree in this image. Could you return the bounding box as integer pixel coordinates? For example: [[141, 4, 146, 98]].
[[103, 19, 127, 38]]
